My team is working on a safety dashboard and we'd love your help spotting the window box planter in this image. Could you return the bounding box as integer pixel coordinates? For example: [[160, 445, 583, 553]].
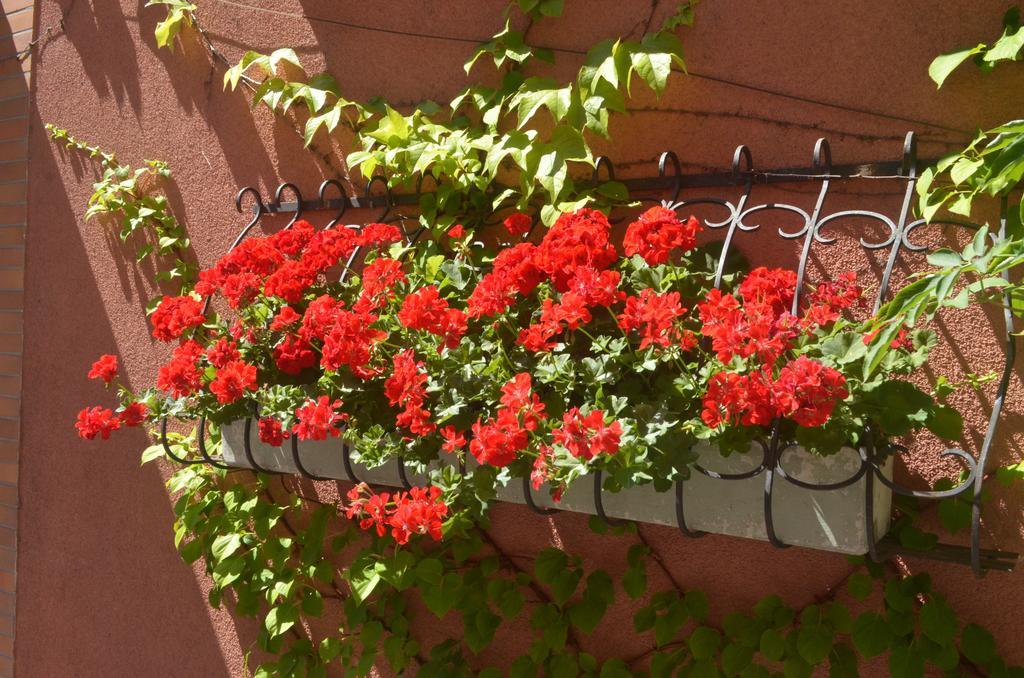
[[221, 421, 892, 555]]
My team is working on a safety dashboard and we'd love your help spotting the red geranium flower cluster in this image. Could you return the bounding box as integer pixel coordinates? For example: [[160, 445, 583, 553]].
[[208, 360, 257, 404], [292, 396, 346, 441], [75, 402, 148, 440], [701, 356, 848, 428], [384, 350, 435, 435], [195, 219, 360, 309], [345, 483, 448, 545], [150, 295, 205, 342], [398, 286, 468, 350], [157, 340, 204, 397], [258, 417, 289, 446], [466, 243, 542, 318], [469, 373, 547, 467], [87, 354, 118, 384], [623, 207, 701, 265], [503, 212, 532, 237], [518, 266, 624, 352], [359, 257, 406, 310], [617, 289, 693, 350], [551, 408, 622, 460], [75, 406, 121, 440]]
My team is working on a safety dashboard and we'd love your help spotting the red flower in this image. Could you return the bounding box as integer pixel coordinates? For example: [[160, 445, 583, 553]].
[[300, 294, 345, 342], [384, 350, 435, 435], [617, 289, 687, 349], [469, 411, 528, 467], [552, 408, 622, 460], [623, 207, 700, 265], [565, 266, 624, 308], [269, 219, 316, 256], [773, 356, 848, 427], [467, 243, 541, 318], [440, 426, 466, 453], [209, 360, 257, 404], [301, 227, 358, 273], [150, 295, 205, 342], [156, 340, 204, 397], [345, 483, 448, 545], [274, 335, 317, 375], [503, 212, 532, 237], [447, 224, 465, 238], [398, 286, 467, 350], [701, 370, 776, 428], [361, 257, 406, 307], [358, 223, 403, 248], [534, 208, 617, 291], [499, 372, 547, 431], [388, 486, 448, 544], [292, 396, 346, 441], [120, 402, 148, 427], [738, 267, 796, 317], [75, 406, 121, 440], [88, 354, 118, 384], [263, 259, 318, 304], [206, 339, 240, 369], [320, 310, 387, 378], [531, 445, 554, 490], [258, 417, 289, 446], [270, 306, 302, 332]]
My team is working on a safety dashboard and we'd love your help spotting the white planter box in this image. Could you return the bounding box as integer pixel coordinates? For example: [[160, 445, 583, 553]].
[[220, 421, 891, 555]]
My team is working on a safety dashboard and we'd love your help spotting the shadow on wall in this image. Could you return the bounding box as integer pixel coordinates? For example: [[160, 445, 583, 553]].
[[16, 107, 234, 676]]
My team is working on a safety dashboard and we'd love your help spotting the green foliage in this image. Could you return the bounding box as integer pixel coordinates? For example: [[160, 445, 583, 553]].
[[46, 124, 195, 287], [214, 4, 688, 228], [920, 7, 1024, 226], [145, 0, 197, 51], [928, 7, 1024, 87]]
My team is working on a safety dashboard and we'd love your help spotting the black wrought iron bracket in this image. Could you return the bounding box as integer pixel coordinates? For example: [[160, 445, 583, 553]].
[[164, 132, 1019, 576]]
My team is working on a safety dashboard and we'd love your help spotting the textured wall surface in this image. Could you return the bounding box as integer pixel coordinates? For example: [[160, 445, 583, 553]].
[[17, 1, 1024, 676]]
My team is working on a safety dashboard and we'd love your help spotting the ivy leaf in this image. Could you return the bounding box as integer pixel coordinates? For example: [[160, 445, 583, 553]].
[[888, 642, 925, 678], [846, 573, 873, 601], [722, 642, 754, 676], [688, 626, 722, 660], [960, 623, 997, 664], [629, 33, 685, 95], [759, 628, 785, 661], [797, 624, 833, 665], [535, 548, 568, 585], [852, 612, 891, 658], [264, 604, 297, 639], [210, 533, 242, 563], [928, 46, 984, 87], [919, 599, 957, 646]]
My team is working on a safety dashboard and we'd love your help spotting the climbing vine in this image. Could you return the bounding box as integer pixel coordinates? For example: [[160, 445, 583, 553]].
[[47, 124, 195, 288]]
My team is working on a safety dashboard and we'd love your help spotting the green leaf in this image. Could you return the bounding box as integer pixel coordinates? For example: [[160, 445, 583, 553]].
[[535, 548, 568, 584], [689, 626, 722, 661], [760, 628, 785, 661], [919, 599, 957, 646], [264, 604, 297, 639], [928, 46, 983, 87], [852, 612, 890, 657], [210, 533, 242, 563], [847, 573, 873, 600], [797, 624, 833, 665], [722, 642, 754, 676], [926, 405, 963, 440], [888, 642, 925, 678], [960, 623, 996, 664]]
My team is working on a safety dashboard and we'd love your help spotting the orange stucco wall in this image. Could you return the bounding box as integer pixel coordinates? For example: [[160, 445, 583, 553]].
[[16, 1, 1024, 675]]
